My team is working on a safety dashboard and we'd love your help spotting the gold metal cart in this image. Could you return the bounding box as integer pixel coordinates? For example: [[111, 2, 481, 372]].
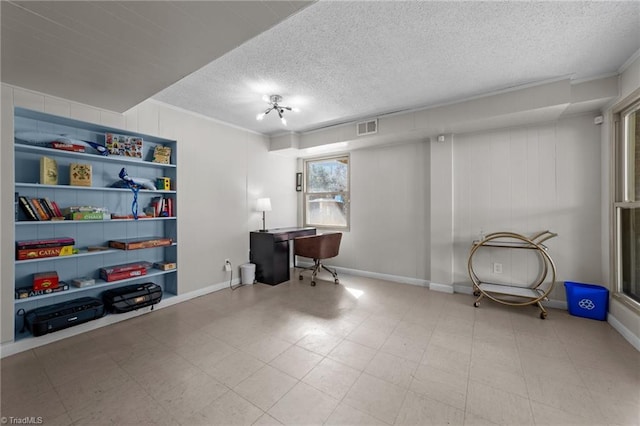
[[468, 231, 557, 319]]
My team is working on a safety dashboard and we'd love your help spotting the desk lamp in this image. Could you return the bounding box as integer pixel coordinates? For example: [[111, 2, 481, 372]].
[[257, 198, 272, 232]]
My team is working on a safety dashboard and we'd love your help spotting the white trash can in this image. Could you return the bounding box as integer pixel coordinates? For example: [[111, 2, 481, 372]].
[[240, 263, 256, 285]]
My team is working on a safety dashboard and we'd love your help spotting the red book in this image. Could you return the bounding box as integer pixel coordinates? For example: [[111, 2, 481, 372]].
[[50, 141, 86, 152], [100, 268, 147, 282], [167, 198, 173, 217], [100, 261, 152, 275], [17, 237, 75, 249], [50, 201, 64, 218]]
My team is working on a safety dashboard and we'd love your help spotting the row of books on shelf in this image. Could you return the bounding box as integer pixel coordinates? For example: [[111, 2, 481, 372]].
[[15, 261, 176, 299], [16, 236, 173, 260], [16, 194, 175, 222]]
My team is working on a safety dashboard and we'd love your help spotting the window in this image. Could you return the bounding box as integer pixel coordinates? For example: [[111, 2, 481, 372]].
[[615, 98, 640, 304], [304, 155, 350, 229]]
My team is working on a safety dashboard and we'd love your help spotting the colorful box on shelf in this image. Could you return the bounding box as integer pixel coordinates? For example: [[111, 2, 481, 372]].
[[71, 277, 96, 288], [105, 133, 143, 159], [108, 236, 172, 250], [100, 261, 152, 282], [66, 211, 111, 221], [152, 145, 172, 164], [33, 271, 59, 291], [70, 163, 92, 186], [15, 282, 69, 299], [40, 156, 58, 185], [16, 237, 76, 260], [153, 261, 176, 271]]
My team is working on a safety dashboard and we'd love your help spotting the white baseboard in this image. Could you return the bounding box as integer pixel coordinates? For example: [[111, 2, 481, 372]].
[[296, 261, 430, 287], [608, 313, 640, 352], [0, 278, 240, 358], [429, 282, 454, 294]]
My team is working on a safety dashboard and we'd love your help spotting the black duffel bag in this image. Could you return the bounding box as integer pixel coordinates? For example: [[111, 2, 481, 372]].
[[102, 282, 162, 313]]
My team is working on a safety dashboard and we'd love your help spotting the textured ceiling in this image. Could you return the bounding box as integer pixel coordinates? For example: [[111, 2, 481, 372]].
[[1, 1, 312, 112], [153, 1, 640, 135]]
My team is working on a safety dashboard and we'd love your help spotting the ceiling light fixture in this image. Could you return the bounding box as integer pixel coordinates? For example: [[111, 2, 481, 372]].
[[256, 94, 299, 126]]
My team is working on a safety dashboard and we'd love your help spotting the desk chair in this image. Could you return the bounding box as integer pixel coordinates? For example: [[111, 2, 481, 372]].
[[294, 233, 342, 286]]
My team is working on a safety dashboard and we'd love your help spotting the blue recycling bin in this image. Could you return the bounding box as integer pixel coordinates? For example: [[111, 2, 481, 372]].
[[564, 281, 609, 321]]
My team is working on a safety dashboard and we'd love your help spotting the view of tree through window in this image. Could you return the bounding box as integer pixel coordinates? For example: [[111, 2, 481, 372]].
[[304, 156, 349, 228]]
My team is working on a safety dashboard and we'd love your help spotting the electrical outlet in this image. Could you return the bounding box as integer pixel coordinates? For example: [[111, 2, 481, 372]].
[[224, 259, 231, 272], [493, 263, 503, 274]]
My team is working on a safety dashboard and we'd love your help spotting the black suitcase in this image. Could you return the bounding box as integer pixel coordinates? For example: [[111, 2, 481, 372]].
[[102, 282, 162, 313], [24, 297, 105, 337]]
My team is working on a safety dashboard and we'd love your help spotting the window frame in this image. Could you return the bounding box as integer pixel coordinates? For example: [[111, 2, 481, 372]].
[[303, 154, 350, 231], [612, 92, 640, 312]]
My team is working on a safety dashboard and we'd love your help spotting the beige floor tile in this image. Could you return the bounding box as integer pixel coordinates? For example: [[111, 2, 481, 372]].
[[392, 320, 434, 342], [343, 373, 407, 425], [253, 413, 284, 425], [530, 400, 604, 425], [2, 274, 634, 426], [364, 351, 418, 388], [189, 390, 264, 425], [346, 322, 393, 350], [66, 380, 176, 425], [234, 365, 298, 411], [395, 390, 465, 425], [466, 380, 534, 425], [429, 329, 473, 355], [380, 333, 426, 363], [463, 411, 499, 425], [268, 381, 339, 425], [241, 335, 293, 363], [519, 352, 583, 387], [525, 373, 606, 422], [174, 335, 238, 369], [409, 364, 468, 410], [422, 343, 471, 376], [295, 331, 343, 355], [1, 386, 68, 421], [149, 372, 229, 422], [269, 344, 323, 379], [324, 402, 388, 426], [328, 339, 377, 370], [469, 357, 528, 398], [302, 357, 361, 400], [204, 351, 265, 388]]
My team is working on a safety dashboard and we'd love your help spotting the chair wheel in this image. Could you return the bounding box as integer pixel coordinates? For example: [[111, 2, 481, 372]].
[[473, 302, 480, 308], [299, 275, 303, 280], [310, 281, 316, 286], [334, 279, 339, 285], [540, 312, 547, 319]]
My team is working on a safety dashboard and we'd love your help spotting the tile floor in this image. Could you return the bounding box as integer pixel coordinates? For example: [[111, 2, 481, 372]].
[[1, 273, 639, 425]]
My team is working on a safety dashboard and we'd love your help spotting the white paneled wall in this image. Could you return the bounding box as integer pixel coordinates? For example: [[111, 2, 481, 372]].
[[336, 141, 430, 281], [453, 114, 602, 300]]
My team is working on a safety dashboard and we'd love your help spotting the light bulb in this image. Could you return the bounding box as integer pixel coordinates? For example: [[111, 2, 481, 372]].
[[281, 117, 287, 126], [256, 112, 265, 121]]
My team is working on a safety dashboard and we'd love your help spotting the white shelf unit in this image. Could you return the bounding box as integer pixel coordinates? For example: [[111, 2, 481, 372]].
[[13, 107, 178, 342]]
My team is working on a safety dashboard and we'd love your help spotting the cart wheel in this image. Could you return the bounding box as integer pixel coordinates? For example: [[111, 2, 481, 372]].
[[299, 275, 303, 280], [311, 281, 316, 286], [473, 290, 480, 297], [540, 311, 547, 319], [334, 279, 339, 285], [473, 302, 480, 308]]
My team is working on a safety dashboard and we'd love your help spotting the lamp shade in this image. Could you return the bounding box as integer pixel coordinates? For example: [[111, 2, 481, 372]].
[[256, 198, 272, 212]]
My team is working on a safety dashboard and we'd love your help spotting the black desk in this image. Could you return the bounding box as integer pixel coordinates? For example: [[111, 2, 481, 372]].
[[250, 227, 316, 285]]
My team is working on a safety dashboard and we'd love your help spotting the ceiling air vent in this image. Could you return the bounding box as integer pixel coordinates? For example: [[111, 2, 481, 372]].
[[356, 119, 378, 136]]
